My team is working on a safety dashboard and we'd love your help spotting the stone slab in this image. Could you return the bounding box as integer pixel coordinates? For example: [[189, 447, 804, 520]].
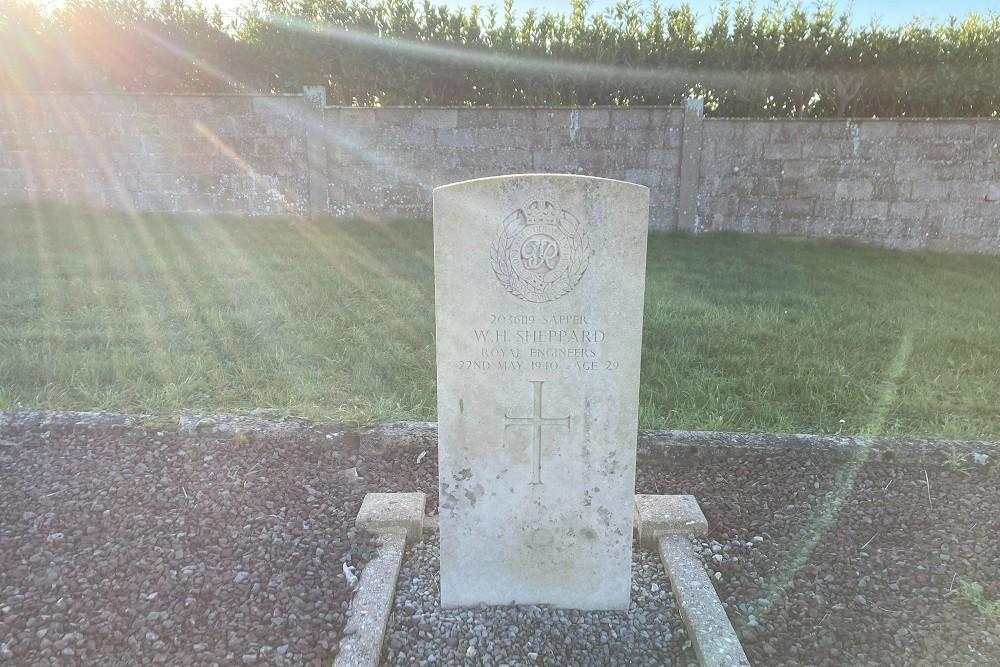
[[355, 492, 426, 545], [433, 174, 649, 609], [635, 494, 708, 548]]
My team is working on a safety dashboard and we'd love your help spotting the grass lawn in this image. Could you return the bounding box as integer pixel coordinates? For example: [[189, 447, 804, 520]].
[[1, 204, 999, 439]]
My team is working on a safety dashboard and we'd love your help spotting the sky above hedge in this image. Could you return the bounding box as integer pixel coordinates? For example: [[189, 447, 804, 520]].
[[196, 0, 997, 26]]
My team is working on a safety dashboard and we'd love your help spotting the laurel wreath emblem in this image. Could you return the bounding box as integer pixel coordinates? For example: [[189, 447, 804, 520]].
[[490, 201, 594, 303]]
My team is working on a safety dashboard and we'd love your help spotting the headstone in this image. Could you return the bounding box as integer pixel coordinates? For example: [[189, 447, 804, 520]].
[[433, 174, 649, 609]]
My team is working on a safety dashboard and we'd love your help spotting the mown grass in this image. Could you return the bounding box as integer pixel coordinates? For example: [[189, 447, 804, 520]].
[[2, 204, 999, 438]]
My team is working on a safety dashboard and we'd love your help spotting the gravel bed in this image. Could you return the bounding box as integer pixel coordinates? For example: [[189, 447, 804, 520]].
[[362, 444, 1000, 666], [650, 452, 1000, 667], [2, 413, 997, 667], [383, 539, 695, 666], [0, 416, 376, 665]]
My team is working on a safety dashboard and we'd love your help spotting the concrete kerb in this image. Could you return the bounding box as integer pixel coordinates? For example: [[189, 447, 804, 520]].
[[358, 421, 438, 457], [635, 494, 751, 667], [360, 421, 1000, 466], [3, 412, 995, 468], [334, 493, 426, 667], [333, 530, 406, 667], [659, 535, 751, 667]]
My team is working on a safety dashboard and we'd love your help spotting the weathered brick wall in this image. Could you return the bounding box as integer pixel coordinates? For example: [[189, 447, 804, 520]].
[[696, 119, 1000, 253], [0, 94, 310, 215], [323, 106, 684, 228]]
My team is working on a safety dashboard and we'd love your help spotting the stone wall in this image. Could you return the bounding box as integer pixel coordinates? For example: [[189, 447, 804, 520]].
[[323, 106, 684, 228], [0, 93, 310, 215], [1, 92, 999, 253], [696, 119, 1000, 253]]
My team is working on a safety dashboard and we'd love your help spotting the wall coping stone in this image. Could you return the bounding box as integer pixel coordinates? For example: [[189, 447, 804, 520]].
[[8, 94, 996, 119], [325, 104, 684, 111], [706, 116, 1000, 123], [0, 92, 305, 98]]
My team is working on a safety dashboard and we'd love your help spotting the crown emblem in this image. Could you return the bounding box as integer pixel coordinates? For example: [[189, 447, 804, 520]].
[[523, 200, 560, 227]]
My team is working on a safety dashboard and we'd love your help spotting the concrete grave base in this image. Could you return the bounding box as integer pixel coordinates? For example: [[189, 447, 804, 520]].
[[337, 492, 751, 667]]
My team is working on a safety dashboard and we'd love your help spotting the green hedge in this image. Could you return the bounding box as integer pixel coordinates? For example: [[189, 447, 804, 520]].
[[3, 0, 999, 117]]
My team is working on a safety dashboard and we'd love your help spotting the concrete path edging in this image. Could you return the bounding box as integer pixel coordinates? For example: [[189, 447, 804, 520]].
[[636, 494, 751, 667], [333, 530, 407, 667], [334, 493, 426, 667], [659, 534, 751, 667]]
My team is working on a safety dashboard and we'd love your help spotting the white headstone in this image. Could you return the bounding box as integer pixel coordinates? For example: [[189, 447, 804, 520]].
[[433, 174, 649, 610]]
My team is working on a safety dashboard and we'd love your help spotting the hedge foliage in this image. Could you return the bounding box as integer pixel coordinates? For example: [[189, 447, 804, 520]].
[[3, 0, 1000, 117]]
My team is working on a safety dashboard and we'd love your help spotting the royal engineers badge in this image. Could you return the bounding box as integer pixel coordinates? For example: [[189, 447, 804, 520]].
[[489, 200, 594, 303]]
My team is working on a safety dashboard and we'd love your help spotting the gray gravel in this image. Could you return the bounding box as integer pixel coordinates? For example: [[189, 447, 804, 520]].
[[383, 539, 696, 666], [7, 411, 996, 666], [0, 415, 376, 666]]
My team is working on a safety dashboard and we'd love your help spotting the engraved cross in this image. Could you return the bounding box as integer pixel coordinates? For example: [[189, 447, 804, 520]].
[[504, 380, 571, 485]]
